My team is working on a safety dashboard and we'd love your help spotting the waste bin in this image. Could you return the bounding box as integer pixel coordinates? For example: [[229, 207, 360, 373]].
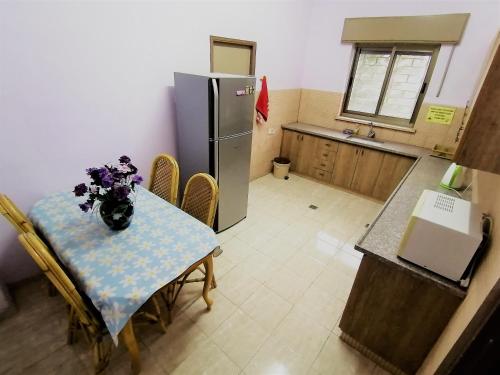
[[273, 157, 291, 179]]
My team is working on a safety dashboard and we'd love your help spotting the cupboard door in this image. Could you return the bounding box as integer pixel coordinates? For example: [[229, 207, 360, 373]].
[[350, 148, 385, 196], [332, 143, 359, 188], [454, 34, 500, 174], [372, 154, 415, 201], [280, 130, 301, 171], [296, 134, 317, 175]]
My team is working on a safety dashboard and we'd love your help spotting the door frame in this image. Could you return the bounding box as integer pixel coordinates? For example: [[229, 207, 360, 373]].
[[210, 35, 257, 75]]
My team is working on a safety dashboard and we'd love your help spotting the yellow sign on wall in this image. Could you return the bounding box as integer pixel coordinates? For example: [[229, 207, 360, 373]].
[[426, 106, 456, 125]]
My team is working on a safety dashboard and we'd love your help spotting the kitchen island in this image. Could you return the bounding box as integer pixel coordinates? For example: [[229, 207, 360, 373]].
[[340, 155, 468, 375]]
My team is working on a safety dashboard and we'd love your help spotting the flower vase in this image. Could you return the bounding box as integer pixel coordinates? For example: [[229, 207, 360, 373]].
[[99, 198, 134, 230]]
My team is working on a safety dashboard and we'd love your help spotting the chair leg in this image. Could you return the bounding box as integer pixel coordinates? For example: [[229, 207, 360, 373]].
[[151, 295, 168, 333], [92, 336, 111, 374], [211, 274, 217, 289], [202, 255, 214, 310], [67, 306, 77, 345]]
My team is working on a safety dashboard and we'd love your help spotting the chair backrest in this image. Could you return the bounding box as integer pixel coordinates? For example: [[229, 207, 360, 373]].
[[181, 173, 219, 227], [149, 154, 180, 205], [18, 232, 102, 334], [0, 194, 34, 233]]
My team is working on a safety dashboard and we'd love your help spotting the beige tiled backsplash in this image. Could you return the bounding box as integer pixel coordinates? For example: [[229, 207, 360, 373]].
[[250, 88, 465, 180]]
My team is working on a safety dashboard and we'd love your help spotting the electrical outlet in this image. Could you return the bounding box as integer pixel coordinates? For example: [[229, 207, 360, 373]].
[[267, 127, 276, 135]]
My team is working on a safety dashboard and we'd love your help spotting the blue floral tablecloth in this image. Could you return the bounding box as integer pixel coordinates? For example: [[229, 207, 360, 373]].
[[29, 186, 219, 343]]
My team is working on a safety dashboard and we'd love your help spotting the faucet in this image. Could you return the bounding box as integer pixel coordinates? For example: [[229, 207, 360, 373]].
[[367, 122, 376, 138]]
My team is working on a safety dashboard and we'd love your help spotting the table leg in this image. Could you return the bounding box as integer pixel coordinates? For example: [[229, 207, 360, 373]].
[[119, 320, 141, 375], [202, 254, 214, 310]]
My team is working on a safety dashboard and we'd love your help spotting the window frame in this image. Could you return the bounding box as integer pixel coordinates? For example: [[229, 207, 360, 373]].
[[341, 43, 440, 128], [210, 35, 257, 75]]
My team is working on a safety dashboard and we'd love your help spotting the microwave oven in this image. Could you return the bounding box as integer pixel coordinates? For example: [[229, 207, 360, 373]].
[[398, 190, 482, 282]]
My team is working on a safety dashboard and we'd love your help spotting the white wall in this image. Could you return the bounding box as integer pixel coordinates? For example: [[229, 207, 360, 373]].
[[301, 0, 500, 106], [0, 0, 310, 283]]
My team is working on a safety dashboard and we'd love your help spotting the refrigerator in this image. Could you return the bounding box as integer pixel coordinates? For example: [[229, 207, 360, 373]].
[[174, 72, 256, 232]]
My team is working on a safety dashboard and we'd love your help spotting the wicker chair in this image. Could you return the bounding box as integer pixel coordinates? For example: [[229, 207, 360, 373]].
[[181, 173, 219, 227], [162, 173, 219, 320], [18, 232, 167, 374], [18, 232, 111, 373], [0, 194, 35, 234], [148, 153, 180, 205]]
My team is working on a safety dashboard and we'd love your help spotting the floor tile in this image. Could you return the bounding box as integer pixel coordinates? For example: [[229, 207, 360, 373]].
[[170, 341, 240, 375], [240, 284, 292, 331], [285, 251, 325, 284], [183, 289, 237, 336], [265, 266, 311, 303], [273, 308, 331, 365], [244, 335, 313, 375], [217, 265, 262, 306], [312, 334, 376, 375], [294, 285, 346, 331], [256, 235, 301, 263], [220, 236, 260, 264], [146, 313, 209, 373], [211, 309, 269, 368]]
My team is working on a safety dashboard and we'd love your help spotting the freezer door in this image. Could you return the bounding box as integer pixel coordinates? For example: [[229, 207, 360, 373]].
[[217, 77, 256, 138], [217, 133, 252, 231]]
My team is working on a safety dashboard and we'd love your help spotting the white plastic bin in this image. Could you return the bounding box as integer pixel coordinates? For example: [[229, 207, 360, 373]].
[[273, 157, 291, 179]]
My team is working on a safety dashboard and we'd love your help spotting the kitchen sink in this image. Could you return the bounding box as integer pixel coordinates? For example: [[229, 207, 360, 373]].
[[346, 135, 385, 144]]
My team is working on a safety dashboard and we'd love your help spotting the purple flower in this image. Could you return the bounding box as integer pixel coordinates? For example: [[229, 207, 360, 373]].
[[119, 155, 131, 164], [113, 185, 131, 201], [132, 175, 143, 184], [79, 202, 92, 212], [101, 173, 114, 188], [73, 183, 88, 197], [86, 167, 98, 176]]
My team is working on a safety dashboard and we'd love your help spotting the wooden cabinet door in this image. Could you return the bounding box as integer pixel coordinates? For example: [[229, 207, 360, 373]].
[[454, 33, 500, 174], [332, 143, 359, 188], [280, 130, 301, 171], [350, 147, 385, 196], [296, 134, 317, 175], [372, 154, 415, 201]]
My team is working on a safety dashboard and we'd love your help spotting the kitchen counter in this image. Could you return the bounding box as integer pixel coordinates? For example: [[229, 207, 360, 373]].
[[356, 155, 467, 298], [282, 122, 428, 158]]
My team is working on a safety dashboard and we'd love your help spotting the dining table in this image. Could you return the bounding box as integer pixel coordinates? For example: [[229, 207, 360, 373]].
[[29, 185, 220, 373]]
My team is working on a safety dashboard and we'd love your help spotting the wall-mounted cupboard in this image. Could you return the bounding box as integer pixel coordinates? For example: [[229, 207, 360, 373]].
[[280, 129, 415, 201]]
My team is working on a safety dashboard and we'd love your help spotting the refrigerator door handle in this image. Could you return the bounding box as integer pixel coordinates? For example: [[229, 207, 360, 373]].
[[212, 79, 219, 141], [212, 79, 219, 181]]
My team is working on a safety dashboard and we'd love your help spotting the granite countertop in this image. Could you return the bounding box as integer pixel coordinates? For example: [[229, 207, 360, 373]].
[[281, 122, 466, 297], [282, 122, 428, 158], [356, 155, 467, 297]]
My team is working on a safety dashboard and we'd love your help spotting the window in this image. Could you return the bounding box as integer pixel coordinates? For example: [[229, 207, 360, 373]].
[[342, 44, 439, 128], [210, 35, 256, 76]]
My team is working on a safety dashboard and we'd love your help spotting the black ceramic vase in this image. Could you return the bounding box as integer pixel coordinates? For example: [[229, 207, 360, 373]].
[[99, 198, 134, 230]]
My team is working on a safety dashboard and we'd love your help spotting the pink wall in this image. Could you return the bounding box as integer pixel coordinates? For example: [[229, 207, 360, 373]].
[[0, 1, 310, 283], [301, 0, 500, 107]]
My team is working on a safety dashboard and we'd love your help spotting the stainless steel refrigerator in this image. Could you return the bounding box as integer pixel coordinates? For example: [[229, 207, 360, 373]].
[[174, 72, 256, 232]]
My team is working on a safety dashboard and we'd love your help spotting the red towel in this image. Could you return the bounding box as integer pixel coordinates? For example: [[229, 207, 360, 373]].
[[255, 76, 269, 122]]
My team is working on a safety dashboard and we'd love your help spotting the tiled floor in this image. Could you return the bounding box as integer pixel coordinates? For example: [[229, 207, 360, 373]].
[[1, 173, 388, 374]]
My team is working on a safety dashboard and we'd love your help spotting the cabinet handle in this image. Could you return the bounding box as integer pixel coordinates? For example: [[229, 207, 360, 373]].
[[325, 144, 331, 147], [302, 135, 304, 140], [361, 149, 364, 156], [355, 149, 358, 155], [321, 163, 326, 167], [322, 153, 328, 157], [319, 173, 324, 176]]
